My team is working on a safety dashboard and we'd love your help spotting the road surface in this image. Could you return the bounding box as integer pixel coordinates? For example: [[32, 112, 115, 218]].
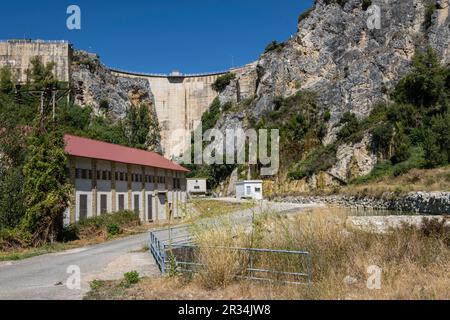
[[0, 233, 159, 300]]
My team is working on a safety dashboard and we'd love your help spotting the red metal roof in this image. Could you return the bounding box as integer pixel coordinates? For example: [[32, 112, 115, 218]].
[[64, 134, 189, 172]]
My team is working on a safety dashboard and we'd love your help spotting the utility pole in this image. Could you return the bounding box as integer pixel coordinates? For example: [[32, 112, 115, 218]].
[[15, 83, 72, 129]]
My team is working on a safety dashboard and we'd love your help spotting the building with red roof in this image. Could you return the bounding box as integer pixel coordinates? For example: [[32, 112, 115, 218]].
[[63, 134, 189, 225]]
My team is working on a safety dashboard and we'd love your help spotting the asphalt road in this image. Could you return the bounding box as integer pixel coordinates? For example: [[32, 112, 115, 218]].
[[0, 233, 158, 300]]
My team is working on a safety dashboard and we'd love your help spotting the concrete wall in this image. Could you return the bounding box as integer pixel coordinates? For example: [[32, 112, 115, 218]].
[[0, 40, 71, 82], [111, 64, 257, 159]]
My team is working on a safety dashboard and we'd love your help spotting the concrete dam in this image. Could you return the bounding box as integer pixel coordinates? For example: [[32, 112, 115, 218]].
[[0, 40, 257, 158]]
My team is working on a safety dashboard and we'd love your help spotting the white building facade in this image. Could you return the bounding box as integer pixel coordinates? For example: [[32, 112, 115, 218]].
[[187, 178, 207, 196], [235, 180, 263, 200]]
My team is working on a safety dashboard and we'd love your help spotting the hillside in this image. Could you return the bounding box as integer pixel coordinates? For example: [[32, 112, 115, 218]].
[[197, 0, 450, 195]]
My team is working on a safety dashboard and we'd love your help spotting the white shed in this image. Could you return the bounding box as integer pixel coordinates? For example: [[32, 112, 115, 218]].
[[187, 178, 207, 196], [235, 180, 263, 200]]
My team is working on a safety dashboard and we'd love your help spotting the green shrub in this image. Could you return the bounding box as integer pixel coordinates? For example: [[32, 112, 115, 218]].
[[424, 2, 437, 29], [64, 210, 139, 240], [264, 41, 285, 54], [123, 271, 140, 285], [288, 145, 337, 180], [298, 8, 313, 23], [89, 279, 105, 290], [371, 122, 393, 156], [212, 73, 235, 92], [337, 112, 360, 142], [106, 223, 121, 236], [362, 0, 372, 11]]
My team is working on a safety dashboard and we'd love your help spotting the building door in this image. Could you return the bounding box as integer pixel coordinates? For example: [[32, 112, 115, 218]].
[[158, 194, 166, 220], [147, 195, 153, 221], [100, 194, 107, 214], [79, 194, 88, 221], [134, 194, 140, 214], [118, 194, 125, 211]]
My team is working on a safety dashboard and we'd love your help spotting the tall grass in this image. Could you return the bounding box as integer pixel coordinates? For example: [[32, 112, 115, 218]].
[[187, 208, 449, 299]]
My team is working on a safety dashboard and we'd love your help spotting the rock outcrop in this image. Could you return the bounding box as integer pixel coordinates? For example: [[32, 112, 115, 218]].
[[71, 50, 158, 121], [212, 0, 450, 190]]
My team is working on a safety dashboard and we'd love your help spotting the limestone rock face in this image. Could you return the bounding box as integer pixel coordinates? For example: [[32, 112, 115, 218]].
[[329, 134, 378, 184], [71, 50, 157, 121], [212, 0, 450, 188], [254, 0, 449, 138]]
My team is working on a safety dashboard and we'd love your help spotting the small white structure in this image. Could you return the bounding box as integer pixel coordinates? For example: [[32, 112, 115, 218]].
[[235, 180, 263, 200], [187, 178, 207, 196]]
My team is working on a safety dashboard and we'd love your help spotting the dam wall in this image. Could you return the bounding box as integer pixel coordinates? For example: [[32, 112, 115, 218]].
[[112, 63, 258, 159], [0, 40, 72, 82]]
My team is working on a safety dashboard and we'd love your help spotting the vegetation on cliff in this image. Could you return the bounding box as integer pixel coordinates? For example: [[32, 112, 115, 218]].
[[284, 47, 450, 184]]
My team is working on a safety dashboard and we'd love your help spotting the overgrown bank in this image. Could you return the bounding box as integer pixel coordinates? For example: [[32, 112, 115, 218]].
[[85, 207, 450, 300]]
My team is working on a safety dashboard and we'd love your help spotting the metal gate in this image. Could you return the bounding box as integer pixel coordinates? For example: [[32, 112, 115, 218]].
[[149, 227, 312, 285]]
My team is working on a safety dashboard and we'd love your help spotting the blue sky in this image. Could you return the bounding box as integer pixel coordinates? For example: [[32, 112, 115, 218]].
[[0, 1, 313, 74]]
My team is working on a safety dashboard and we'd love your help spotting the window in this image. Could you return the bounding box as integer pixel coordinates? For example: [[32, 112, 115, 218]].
[[75, 169, 81, 179], [115, 172, 118, 181], [134, 195, 140, 214], [120, 172, 124, 181], [102, 171, 107, 180], [97, 171, 101, 180], [246, 186, 251, 195], [79, 194, 88, 220], [118, 194, 125, 211], [194, 186, 200, 190], [100, 194, 107, 214], [81, 169, 87, 180], [88, 170, 92, 180], [255, 188, 261, 192], [147, 195, 153, 221]]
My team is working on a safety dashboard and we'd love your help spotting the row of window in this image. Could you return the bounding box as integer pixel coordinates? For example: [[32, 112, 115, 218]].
[[79, 194, 141, 219], [75, 168, 171, 184], [79, 194, 170, 221]]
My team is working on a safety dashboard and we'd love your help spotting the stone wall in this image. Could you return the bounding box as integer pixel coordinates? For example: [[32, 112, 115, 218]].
[[0, 40, 72, 82], [274, 192, 450, 215]]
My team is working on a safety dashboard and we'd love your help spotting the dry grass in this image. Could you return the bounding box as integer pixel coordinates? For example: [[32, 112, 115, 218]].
[[86, 207, 449, 300], [339, 166, 450, 197], [187, 199, 255, 221]]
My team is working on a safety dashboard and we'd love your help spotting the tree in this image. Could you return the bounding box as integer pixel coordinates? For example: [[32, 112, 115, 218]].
[[371, 122, 393, 158], [125, 104, 151, 150], [393, 47, 448, 110], [21, 129, 71, 245], [0, 166, 25, 230], [0, 67, 14, 94], [26, 56, 57, 89]]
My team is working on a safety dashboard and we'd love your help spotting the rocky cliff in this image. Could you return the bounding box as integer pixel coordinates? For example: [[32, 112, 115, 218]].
[[212, 0, 450, 192], [70, 50, 162, 152]]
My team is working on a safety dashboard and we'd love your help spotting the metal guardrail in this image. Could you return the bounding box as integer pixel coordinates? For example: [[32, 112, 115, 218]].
[[111, 68, 231, 78], [149, 225, 193, 273], [150, 227, 312, 285]]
